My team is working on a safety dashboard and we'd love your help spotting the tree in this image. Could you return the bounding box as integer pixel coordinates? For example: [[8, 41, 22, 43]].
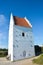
[[41, 46, 43, 53]]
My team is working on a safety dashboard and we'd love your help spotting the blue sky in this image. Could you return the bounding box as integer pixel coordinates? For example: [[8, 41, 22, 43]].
[[0, 0, 43, 48]]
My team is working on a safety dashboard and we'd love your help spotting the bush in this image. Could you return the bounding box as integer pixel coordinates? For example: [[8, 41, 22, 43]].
[[0, 49, 8, 57]]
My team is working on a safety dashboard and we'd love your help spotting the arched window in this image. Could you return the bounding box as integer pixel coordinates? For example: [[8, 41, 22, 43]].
[[23, 51, 26, 57]]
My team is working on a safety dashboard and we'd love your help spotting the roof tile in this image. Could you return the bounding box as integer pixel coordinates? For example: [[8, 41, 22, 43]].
[[13, 16, 31, 28]]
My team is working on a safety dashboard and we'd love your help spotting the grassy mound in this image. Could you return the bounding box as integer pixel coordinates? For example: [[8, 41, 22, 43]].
[[33, 54, 43, 64]]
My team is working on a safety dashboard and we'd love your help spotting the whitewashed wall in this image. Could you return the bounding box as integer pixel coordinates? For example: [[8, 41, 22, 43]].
[[8, 14, 14, 61], [13, 25, 35, 61]]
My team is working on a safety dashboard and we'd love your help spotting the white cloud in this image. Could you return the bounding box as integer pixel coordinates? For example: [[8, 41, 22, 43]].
[[0, 14, 7, 25], [0, 14, 8, 48]]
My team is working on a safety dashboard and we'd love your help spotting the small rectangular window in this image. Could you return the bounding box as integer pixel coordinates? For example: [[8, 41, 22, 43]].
[[22, 32, 24, 37]]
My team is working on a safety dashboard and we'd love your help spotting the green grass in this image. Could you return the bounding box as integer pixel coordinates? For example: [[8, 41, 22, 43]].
[[33, 54, 43, 65]]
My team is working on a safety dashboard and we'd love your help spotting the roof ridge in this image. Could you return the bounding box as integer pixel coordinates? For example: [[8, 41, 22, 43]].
[[24, 17, 32, 28]]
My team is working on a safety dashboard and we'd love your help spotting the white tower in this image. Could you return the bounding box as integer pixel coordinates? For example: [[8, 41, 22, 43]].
[[8, 13, 14, 61]]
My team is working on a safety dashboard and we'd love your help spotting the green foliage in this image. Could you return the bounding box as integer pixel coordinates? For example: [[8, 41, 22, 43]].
[[34, 45, 41, 56], [41, 47, 43, 53], [0, 48, 8, 51], [0, 48, 8, 57], [33, 54, 43, 64]]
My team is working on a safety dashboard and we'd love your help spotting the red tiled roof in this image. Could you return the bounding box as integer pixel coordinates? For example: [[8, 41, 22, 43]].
[[13, 16, 31, 28]]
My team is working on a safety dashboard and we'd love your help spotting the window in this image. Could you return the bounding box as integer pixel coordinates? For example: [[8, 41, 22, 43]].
[[22, 32, 25, 37], [23, 51, 26, 57]]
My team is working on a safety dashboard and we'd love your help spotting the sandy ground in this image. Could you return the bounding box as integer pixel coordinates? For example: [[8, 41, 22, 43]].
[[0, 57, 38, 65]]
